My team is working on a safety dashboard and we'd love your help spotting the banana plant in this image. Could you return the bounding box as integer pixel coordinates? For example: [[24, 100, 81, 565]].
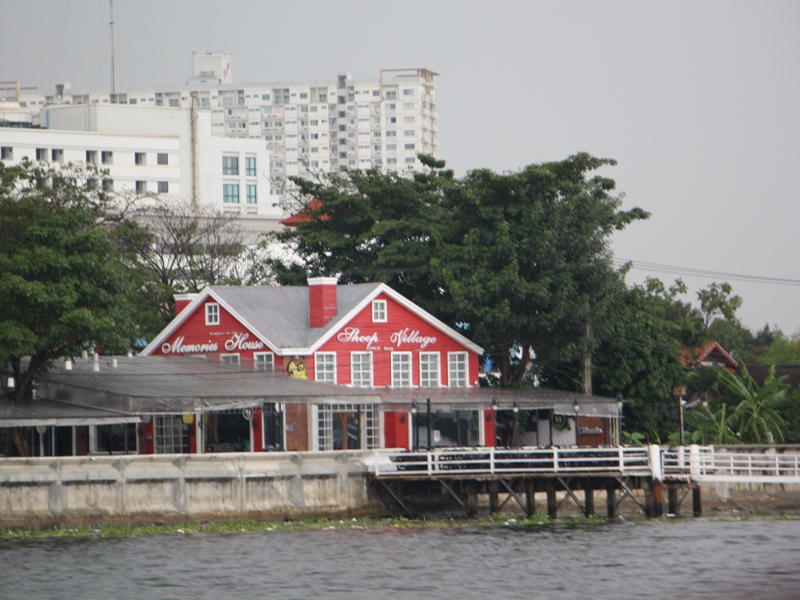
[[720, 364, 788, 444]]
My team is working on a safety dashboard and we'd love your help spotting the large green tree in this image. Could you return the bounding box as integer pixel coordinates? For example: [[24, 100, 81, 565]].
[[0, 160, 137, 403], [267, 155, 452, 303], [268, 153, 649, 388], [589, 284, 685, 437], [432, 154, 648, 386]]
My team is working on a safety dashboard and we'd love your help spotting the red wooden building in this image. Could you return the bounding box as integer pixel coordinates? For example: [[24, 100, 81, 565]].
[[141, 277, 486, 453], [5, 279, 620, 458]]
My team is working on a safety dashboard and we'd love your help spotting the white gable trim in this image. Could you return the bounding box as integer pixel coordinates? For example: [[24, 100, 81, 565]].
[[306, 283, 484, 355], [141, 289, 213, 356], [140, 288, 280, 356]]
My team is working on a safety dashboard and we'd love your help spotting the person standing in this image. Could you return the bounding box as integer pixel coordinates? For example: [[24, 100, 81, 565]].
[[286, 355, 307, 379]]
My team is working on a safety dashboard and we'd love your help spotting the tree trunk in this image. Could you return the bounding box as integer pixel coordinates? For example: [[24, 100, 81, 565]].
[[11, 427, 29, 457], [516, 345, 531, 388], [499, 346, 512, 388]]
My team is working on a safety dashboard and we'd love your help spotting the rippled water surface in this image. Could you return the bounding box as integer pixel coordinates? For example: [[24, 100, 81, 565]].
[[2, 519, 799, 599]]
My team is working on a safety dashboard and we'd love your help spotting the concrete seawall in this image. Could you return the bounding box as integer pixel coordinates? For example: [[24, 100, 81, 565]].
[[0, 452, 382, 529], [3, 451, 800, 529]]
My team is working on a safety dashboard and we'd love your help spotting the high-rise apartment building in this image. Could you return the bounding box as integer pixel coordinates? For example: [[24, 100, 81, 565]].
[[19, 54, 439, 199]]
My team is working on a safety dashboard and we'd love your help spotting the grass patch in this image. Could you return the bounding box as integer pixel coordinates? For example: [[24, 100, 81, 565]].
[[5, 509, 795, 540]]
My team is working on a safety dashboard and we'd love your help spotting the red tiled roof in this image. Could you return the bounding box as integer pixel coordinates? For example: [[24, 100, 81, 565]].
[[680, 341, 738, 371], [279, 198, 327, 227]]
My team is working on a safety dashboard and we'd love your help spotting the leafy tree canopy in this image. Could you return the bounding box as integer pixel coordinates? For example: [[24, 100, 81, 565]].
[[744, 332, 800, 365], [0, 160, 138, 401], [267, 153, 650, 388]]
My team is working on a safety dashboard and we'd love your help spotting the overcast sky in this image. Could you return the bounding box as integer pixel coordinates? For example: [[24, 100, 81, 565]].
[[2, 0, 799, 335]]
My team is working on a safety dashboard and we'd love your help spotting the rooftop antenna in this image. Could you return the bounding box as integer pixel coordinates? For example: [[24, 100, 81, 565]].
[[207, 30, 210, 53], [109, 0, 116, 100]]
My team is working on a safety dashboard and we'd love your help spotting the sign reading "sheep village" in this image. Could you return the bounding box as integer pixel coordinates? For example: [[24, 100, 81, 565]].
[[336, 327, 437, 350]]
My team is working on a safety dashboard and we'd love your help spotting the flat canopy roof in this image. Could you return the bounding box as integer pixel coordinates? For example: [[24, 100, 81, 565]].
[[35, 355, 382, 415], [378, 387, 619, 417], [6, 356, 620, 423], [0, 397, 141, 427]]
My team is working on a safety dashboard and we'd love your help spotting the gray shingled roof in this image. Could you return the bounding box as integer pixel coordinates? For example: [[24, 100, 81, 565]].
[[210, 283, 382, 350]]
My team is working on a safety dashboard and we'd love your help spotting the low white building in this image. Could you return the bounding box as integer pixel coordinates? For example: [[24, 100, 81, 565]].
[[0, 103, 282, 230]]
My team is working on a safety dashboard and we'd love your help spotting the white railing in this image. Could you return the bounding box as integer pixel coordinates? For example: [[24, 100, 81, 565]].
[[368, 446, 651, 477], [367, 445, 800, 484], [662, 445, 800, 483]]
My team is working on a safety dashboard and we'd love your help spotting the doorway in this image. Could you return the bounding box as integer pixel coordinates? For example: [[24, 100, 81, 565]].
[[332, 412, 360, 450]]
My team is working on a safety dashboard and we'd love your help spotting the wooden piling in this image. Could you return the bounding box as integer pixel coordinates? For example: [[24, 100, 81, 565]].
[[524, 479, 536, 517], [489, 480, 499, 514], [466, 482, 478, 517], [668, 487, 679, 515], [546, 479, 558, 518], [584, 479, 595, 517], [646, 479, 663, 518], [606, 481, 617, 518], [692, 486, 702, 517]]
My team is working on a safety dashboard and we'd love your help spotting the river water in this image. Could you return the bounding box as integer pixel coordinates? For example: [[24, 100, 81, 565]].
[[1, 518, 798, 599]]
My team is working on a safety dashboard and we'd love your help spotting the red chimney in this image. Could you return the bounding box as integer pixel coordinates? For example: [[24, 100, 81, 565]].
[[308, 277, 338, 328], [175, 293, 199, 315]]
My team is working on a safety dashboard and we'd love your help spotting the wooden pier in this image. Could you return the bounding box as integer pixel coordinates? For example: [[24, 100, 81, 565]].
[[367, 445, 800, 518]]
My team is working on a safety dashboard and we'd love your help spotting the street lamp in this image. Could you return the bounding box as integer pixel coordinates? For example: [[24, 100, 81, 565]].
[[410, 400, 418, 452], [512, 399, 520, 448], [615, 392, 624, 446], [572, 397, 581, 446], [701, 393, 709, 446]]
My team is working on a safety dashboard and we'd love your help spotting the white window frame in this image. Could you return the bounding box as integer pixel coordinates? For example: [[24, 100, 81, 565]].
[[254, 352, 274, 372], [220, 353, 240, 365], [420, 352, 440, 388], [391, 352, 412, 388], [315, 352, 337, 384], [448, 352, 468, 388], [351, 352, 372, 388], [154, 415, 188, 454], [90, 423, 138, 454], [372, 299, 387, 322], [205, 302, 220, 325], [316, 403, 379, 451]]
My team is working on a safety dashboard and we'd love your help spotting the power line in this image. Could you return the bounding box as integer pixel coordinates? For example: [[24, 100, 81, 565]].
[[614, 258, 800, 287]]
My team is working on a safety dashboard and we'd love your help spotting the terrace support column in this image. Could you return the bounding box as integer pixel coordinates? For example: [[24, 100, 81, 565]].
[[668, 487, 679, 515], [489, 480, 500, 514], [546, 479, 558, 518], [606, 481, 617, 518], [524, 479, 536, 517], [584, 479, 595, 517], [692, 486, 702, 517]]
